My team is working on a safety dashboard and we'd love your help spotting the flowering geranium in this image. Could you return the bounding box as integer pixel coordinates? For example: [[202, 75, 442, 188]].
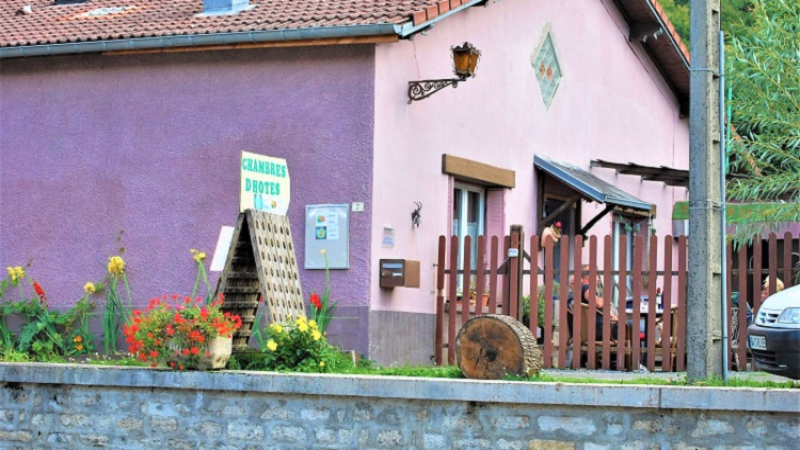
[[123, 294, 242, 370]]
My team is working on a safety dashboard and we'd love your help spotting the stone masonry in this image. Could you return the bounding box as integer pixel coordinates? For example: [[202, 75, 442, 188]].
[[0, 363, 797, 449]]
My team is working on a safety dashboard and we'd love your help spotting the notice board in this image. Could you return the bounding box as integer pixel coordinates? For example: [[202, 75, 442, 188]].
[[305, 204, 350, 269]]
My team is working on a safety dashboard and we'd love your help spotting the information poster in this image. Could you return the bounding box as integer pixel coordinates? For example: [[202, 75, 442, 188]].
[[305, 204, 350, 269], [240, 151, 290, 215]]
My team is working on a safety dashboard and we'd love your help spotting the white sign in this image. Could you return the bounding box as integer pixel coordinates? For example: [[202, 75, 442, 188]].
[[210, 226, 235, 272], [240, 151, 290, 215]]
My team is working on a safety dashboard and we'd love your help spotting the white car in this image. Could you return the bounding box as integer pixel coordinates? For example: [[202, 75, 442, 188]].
[[747, 284, 800, 379]]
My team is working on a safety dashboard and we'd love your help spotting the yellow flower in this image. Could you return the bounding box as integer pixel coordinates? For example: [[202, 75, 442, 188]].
[[319, 361, 325, 367], [266, 339, 278, 351], [312, 330, 322, 341], [190, 249, 207, 262], [84, 282, 96, 294], [319, 249, 326, 255], [309, 320, 318, 329], [7, 266, 25, 282], [298, 322, 309, 333], [107, 256, 125, 276], [272, 325, 283, 334]]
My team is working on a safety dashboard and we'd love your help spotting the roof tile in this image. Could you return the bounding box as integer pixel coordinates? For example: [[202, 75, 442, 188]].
[[0, 0, 446, 48]]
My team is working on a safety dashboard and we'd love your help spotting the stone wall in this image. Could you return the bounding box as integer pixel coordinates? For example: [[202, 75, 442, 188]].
[[0, 363, 797, 449]]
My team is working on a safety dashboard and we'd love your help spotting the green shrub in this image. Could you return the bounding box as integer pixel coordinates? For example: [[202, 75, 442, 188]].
[[522, 281, 559, 329], [244, 316, 354, 373]]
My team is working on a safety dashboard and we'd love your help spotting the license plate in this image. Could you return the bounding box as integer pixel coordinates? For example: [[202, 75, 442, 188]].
[[749, 335, 767, 350]]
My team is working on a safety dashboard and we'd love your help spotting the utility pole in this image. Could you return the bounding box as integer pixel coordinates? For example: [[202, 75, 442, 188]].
[[688, 0, 723, 381]]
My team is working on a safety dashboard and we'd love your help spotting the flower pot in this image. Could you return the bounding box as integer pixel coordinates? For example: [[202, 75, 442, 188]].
[[167, 335, 233, 371], [198, 335, 233, 370]]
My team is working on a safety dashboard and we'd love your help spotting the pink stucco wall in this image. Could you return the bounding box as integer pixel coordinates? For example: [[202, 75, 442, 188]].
[[371, 0, 690, 314]]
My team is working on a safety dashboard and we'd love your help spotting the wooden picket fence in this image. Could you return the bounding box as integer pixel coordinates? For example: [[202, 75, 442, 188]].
[[434, 231, 798, 372]]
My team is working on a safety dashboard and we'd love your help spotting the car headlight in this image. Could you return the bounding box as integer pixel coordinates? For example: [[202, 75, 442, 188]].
[[777, 307, 800, 325]]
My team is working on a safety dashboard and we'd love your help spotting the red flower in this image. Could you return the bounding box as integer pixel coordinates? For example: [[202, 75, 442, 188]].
[[182, 349, 190, 356], [149, 350, 159, 358], [555, 221, 562, 229], [190, 347, 199, 355], [32, 281, 47, 306], [310, 292, 322, 310]]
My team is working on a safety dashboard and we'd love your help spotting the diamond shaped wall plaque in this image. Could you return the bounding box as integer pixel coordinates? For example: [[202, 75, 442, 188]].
[[531, 29, 562, 109]]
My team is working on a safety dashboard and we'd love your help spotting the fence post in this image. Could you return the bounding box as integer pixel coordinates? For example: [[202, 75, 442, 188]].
[[509, 225, 524, 321]]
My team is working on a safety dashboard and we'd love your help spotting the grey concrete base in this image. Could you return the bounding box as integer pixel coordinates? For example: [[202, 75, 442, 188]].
[[0, 363, 798, 449], [368, 309, 435, 367], [323, 305, 369, 357]]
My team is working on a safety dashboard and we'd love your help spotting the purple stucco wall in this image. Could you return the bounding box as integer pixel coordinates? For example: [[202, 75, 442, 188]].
[[0, 46, 374, 311]]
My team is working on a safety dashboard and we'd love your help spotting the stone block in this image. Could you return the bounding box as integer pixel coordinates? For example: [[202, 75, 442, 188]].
[[315, 428, 336, 443], [496, 438, 525, 450], [443, 416, 483, 430], [150, 416, 179, 432], [776, 420, 800, 439], [745, 417, 767, 438], [193, 421, 223, 439], [78, 434, 110, 447], [424, 433, 446, 449], [60, 414, 91, 427], [538, 416, 596, 436], [46, 433, 73, 445], [271, 425, 305, 442], [528, 439, 575, 450], [453, 438, 492, 449], [0, 431, 32, 443], [116, 417, 143, 430], [260, 407, 291, 420], [32, 413, 53, 427], [491, 415, 530, 430], [691, 419, 734, 438], [166, 438, 196, 450], [301, 407, 331, 421], [376, 429, 402, 446], [227, 422, 264, 441], [338, 429, 354, 444]]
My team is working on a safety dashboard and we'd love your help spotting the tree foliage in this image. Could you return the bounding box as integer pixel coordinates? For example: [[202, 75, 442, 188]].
[[659, 0, 754, 44], [726, 0, 800, 238]]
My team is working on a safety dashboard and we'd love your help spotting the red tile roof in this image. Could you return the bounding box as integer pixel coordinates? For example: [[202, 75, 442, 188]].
[[0, 1, 449, 48]]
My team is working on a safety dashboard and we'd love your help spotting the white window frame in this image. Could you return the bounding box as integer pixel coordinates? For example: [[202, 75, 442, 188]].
[[453, 183, 486, 290]]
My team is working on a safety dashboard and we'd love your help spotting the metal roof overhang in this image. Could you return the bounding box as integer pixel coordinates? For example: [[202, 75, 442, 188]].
[[591, 159, 689, 187], [535, 155, 653, 212]]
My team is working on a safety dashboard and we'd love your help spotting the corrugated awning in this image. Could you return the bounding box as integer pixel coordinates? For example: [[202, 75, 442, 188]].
[[535, 155, 653, 212]]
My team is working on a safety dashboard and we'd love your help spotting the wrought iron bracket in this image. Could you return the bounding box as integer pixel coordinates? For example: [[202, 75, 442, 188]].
[[407, 77, 466, 103]]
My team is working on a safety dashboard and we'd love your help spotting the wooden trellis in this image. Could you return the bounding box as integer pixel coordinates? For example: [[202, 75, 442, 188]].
[[216, 210, 305, 351]]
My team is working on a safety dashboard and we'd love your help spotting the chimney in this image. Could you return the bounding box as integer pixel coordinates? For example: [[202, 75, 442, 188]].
[[202, 0, 250, 15]]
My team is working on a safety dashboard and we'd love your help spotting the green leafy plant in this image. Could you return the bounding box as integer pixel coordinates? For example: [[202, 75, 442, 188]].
[[123, 294, 242, 370], [248, 315, 352, 373], [189, 249, 213, 305], [103, 255, 131, 354], [522, 281, 559, 329], [308, 250, 338, 333]]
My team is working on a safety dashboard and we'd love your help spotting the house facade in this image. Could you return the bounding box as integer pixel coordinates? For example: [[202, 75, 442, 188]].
[[0, 0, 691, 365]]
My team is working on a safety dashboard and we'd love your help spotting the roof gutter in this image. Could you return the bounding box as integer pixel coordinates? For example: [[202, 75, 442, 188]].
[[643, 0, 690, 69], [0, 23, 402, 59], [398, 0, 488, 38]]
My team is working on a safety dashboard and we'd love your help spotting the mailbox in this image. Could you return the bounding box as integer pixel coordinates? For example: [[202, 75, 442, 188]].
[[379, 259, 420, 289]]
